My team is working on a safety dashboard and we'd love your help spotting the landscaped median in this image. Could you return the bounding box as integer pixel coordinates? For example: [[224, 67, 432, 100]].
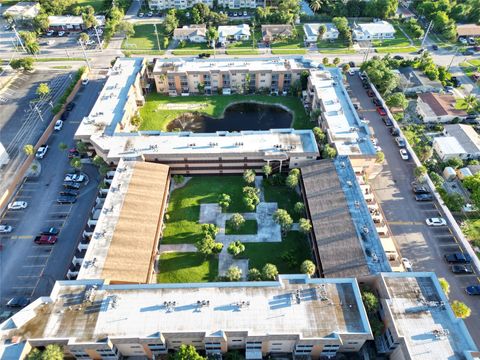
[[139, 93, 312, 131]]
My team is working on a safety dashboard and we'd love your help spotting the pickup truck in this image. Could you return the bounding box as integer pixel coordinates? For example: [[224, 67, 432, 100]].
[[444, 253, 472, 264], [34, 235, 57, 245]]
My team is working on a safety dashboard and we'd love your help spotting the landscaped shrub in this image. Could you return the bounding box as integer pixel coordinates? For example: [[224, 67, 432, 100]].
[[53, 66, 86, 114]]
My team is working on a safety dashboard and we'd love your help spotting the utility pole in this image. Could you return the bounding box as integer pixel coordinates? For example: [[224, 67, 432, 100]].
[[34, 104, 44, 122], [11, 25, 27, 54], [421, 20, 433, 48], [153, 23, 161, 51], [447, 47, 458, 71], [78, 39, 91, 70], [93, 25, 103, 52]]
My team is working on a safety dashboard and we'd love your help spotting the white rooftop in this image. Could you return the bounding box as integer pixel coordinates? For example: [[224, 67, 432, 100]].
[[303, 23, 338, 37], [356, 21, 395, 35], [218, 24, 250, 38], [433, 136, 466, 155], [48, 15, 83, 26]]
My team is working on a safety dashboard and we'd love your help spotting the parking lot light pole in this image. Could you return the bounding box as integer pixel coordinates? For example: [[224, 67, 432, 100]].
[[78, 39, 91, 71], [11, 25, 27, 54], [93, 26, 103, 52]]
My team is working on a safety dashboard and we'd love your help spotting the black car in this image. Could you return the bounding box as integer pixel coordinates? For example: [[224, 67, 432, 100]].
[[432, 44, 438, 50], [393, 55, 404, 60], [390, 127, 400, 136], [353, 103, 359, 110], [466, 285, 480, 295], [41, 227, 60, 235], [7, 297, 30, 307], [66, 102, 75, 111], [415, 193, 433, 201], [63, 181, 81, 190], [362, 83, 369, 89], [412, 185, 430, 194], [372, 98, 381, 106], [451, 265, 473, 274], [349, 61, 355, 67], [382, 117, 393, 126], [61, 111, 70, 120], [57, 195, 77, 204], [60, 189, 80, 197], [444, 252, 472, 264]]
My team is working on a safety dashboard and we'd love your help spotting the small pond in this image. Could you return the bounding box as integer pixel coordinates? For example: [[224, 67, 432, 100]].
[[166, 102, 293, 132]]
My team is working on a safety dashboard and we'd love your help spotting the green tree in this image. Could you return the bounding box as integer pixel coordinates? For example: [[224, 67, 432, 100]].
[[196, 235, 222, 257], [262, 164, 272, 178], [445, 157, 463, 169], [313, 127, 326, 144], [70, 157, 83, 171], [243, 169, 256, 184], [317, 24, 327, 40], [309, 0, 322, 13], [227, 240, 245, 256], [386, 92, 408, 110], [82, 6, 98, 29], [243, 186, 260, 211], [299, 218, 312, 234], [206, 26, 219, 48], [322, 57, 329, 66], [26, 348, 42, 360], [79, 32, 89, 45], [23, 144, 34, 156], [119, 21, 135, 46], [322, 144, 337, 159], [218, 193, 231, 211], [463, 95, 479, 113], [201, 223, 219, 238], [225, 265, 242, 281], [41, 345, 64, 360], [261, 263, 278, 280], [362, 290, 379, 314], [10, 57, 34, 71], [451, 300, 471, 318], [173, 345, 205, 360], [58, 142, 68, 152], [248, 268, 262, 281], [294, 202, 305, 214], [192, 6, 202, 23], [414, 165, 427, 180], [360, 57, 400, 95], [376, 151, 385, 163], [164, 9, 179, 35], [429, 171, 444, 187], [342, 63, 351, 73], [333, 57, 341, 66], [285, 173, 299, 189], [273, 209, 293, 233], [439, 278, 450, 297], [36, 83, 50, 97], [19, 31, 39, 54], [417, 145, 433, 162], [33, 13, 49, 33], [229, 213, 245, 230], [173, 174, 185, 184], [300, 259, 316, 275]]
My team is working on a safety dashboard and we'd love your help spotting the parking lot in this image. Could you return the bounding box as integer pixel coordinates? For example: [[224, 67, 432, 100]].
[[346, 72, 480, 345], [0, 77, 105, 311]]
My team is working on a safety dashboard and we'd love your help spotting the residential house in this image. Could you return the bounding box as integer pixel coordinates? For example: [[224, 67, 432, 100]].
[[457, 24, 480, 39], [398, 66, 444, 94], [261, 24, 293, 44], [433, 124, 480, 160], [4, 2, 40, 22], [218, 24, 250, 45], [173, 24, 207, 43], [352, 20, 395, 40], [417, 93, 468, 123], [303, 23, 339, 43]]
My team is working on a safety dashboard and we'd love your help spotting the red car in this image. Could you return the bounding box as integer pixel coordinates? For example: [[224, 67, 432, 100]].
[[34, 235, 58, 245], [377, 107, 387, 116], [68, 148, 80, 159], [367, 90, 374, 97]]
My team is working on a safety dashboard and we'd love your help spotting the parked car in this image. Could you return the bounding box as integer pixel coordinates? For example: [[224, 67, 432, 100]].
[[415, 193, 433, 201], [54, 119, 63, 131], [393, 55, 404, 60], [376, 107, 387, 116], [372, 98, 381, 106], [63, 181, 81, 190], [35, 144, 49, 159], [353, 103, 359, 109], [138, 12, 144, 17], [64, 173, 85, 182], [451, 264, 473, 274], [147, 11, 153, 16], [7, 201, 27, 210], [463, 49, 475, 56], [41, 227, 60, 235], [34, 235, 57, 245], [417, 48, 426, 54], [468, 37, 476, 45], [68, 148, 80, 159], [60, 189, 79, 197], [412, 185, 430, 194], [395, 137, 406, 147], [432, 44, 438, 50], [82, 78, 89, 85], [390, 127, 400, 136], [426, 217, 447, 226], [46, 30, 54, 36], [366, 90, 374, 97], [66, 102, 75, 111], [399, 149, 409, 160], [349, 61, 355, 67], [57, 195, 77, 204], [444, 252, 472, 264], [58, 31, 65, 37], [402, 258, 413, 271], [465, 285, 480, 295], [6, 297, 30, 307], [445, 86, 454, 94], [61, 111, 70, 120], [382, 117, 393, 126], [459, 37, 468, 44], [243, 10, 247, 16], [0, 311, 13, 322], [348, 69, 355, 76], [0, 225, 13, 234]]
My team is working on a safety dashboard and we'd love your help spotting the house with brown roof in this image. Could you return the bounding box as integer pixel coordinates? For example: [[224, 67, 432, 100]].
[[416, 92, 468, 123], [456, 24, 480, 38], [173, 24, 207, 43], [261, 24, 293, 43]]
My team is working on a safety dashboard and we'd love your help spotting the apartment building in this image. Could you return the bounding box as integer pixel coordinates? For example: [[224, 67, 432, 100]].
[[148, 0, 213, 10], [152, 57, 304, 95], [218, 0, 257, 8], [0, 275, 373, 359]]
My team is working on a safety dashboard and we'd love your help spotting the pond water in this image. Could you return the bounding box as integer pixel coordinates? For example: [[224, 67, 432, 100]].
[[166, 102, 293, 132]]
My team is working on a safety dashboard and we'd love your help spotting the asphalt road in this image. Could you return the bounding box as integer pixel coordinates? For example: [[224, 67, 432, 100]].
[[0, 78, 105, 311], [345, 72, 480, 346]]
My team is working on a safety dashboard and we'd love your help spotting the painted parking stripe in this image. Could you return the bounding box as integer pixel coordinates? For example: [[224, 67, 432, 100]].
[[386, 221, 423, 225], [11, 286, 35, 289], [22, 265, 45, 267], [27, 254, 50, 258]]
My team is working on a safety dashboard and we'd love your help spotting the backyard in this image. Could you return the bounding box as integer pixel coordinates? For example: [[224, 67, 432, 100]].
[[139, 94, 312, 131]]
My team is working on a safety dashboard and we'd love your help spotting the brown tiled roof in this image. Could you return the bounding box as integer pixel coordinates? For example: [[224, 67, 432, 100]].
[[102, 162, 169, 284], [456, 24, 480, 37], [261, 24, 293, 38], [173, 24, 207, 38], [418, 92, 467, 117]]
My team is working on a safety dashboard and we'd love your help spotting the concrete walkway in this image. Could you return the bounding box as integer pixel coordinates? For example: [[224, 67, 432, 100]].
[[159, 244, 197, 254], [255, 176, 265, 202]]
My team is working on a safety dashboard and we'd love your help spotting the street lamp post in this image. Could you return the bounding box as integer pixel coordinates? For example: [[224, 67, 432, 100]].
[[34, 104, 44, 122], [11, 24, 27, 54], [93, 25, 103, 52], [78, 39, 92, 70], [153, 23, 161, 51]]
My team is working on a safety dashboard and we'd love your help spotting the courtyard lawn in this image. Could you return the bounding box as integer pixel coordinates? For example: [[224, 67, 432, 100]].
[[122, 23, 165, 51], [157, 252, 218, 283], [242, 231, 312, 273], [139, 94, 312, 131], [225, 219, 258, 235], [263, 177, 303, 221], [162, 176, 249, 244]]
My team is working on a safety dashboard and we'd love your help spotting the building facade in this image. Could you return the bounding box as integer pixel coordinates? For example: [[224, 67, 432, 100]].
[[148, 0, 212, 10]]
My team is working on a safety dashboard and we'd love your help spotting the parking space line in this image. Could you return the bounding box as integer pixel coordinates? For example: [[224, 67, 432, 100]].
[[387, 221, 423, 225], [11, 286, 35, 289], [16, 275, 40, 279], [22, 264, 45, 268], [27, 254, 50, 258]]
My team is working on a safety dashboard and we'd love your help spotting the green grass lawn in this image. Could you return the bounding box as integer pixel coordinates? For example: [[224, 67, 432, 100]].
[[271, 49, 307, 55], [375, 46, 418, 54], [172, 41, 212, 55], [158, 252, 218, 283], [372, 24, 419, 54], [462, 218, 480, 248], [263, 178, 303, 221], [460, 60, 480, 79], [122, 23, 165, 50], [162, 176, 249, 244], [225, 219, 258, 235], [316, 39, 356, 54], [225, 40, 259, 55], [271, 25, 305, 50], [226, 49, 260, 55], [242, 231, 312, 273], [72, 0, 105, 12], [139, 94, 312, 131]]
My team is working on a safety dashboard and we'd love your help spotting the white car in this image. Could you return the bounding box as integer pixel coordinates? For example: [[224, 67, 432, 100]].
[[426, 217, 447, 226], [58, 31, 65, 37], [147, 11, 153, 16], [46, 30, 54, 36], [138, 12, 144, 17], [86, 39, 95, 45], [348, 69, 355, 76], [54, 119, 63, 131], [399, 149, 409, 160], [459, 37, 468, 44], [243, 10, 247, 16], [0, 225, 13, 234], [82, 78, 89, 85], [7, 201, 28, 210], [402, 258, 413, 272], [35, 144, 49, 159], [64, 173, 85, 182], [375, 145, 382, 152]]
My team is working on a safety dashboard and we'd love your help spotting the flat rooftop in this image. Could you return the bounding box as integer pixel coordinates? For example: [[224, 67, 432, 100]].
[[0, 276, 371, 343], [381, 273, 478, 360], [153, 57, 307, 74], [91, 129, 319, 161], [77, 160, 169, 284], [301, 157, 390, 278], [310, 69, 376, 156], [75, 57, 144, 139], [433, 136, 465, 155]]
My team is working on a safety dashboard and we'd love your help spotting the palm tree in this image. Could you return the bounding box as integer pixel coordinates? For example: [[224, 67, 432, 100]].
[[463, 94, 478, 113], [310, 0, 322, 13]]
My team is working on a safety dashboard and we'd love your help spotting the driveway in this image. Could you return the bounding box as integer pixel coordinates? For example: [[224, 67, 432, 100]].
[[346, 72, 480, 347], [0, 78, 105, 311]]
